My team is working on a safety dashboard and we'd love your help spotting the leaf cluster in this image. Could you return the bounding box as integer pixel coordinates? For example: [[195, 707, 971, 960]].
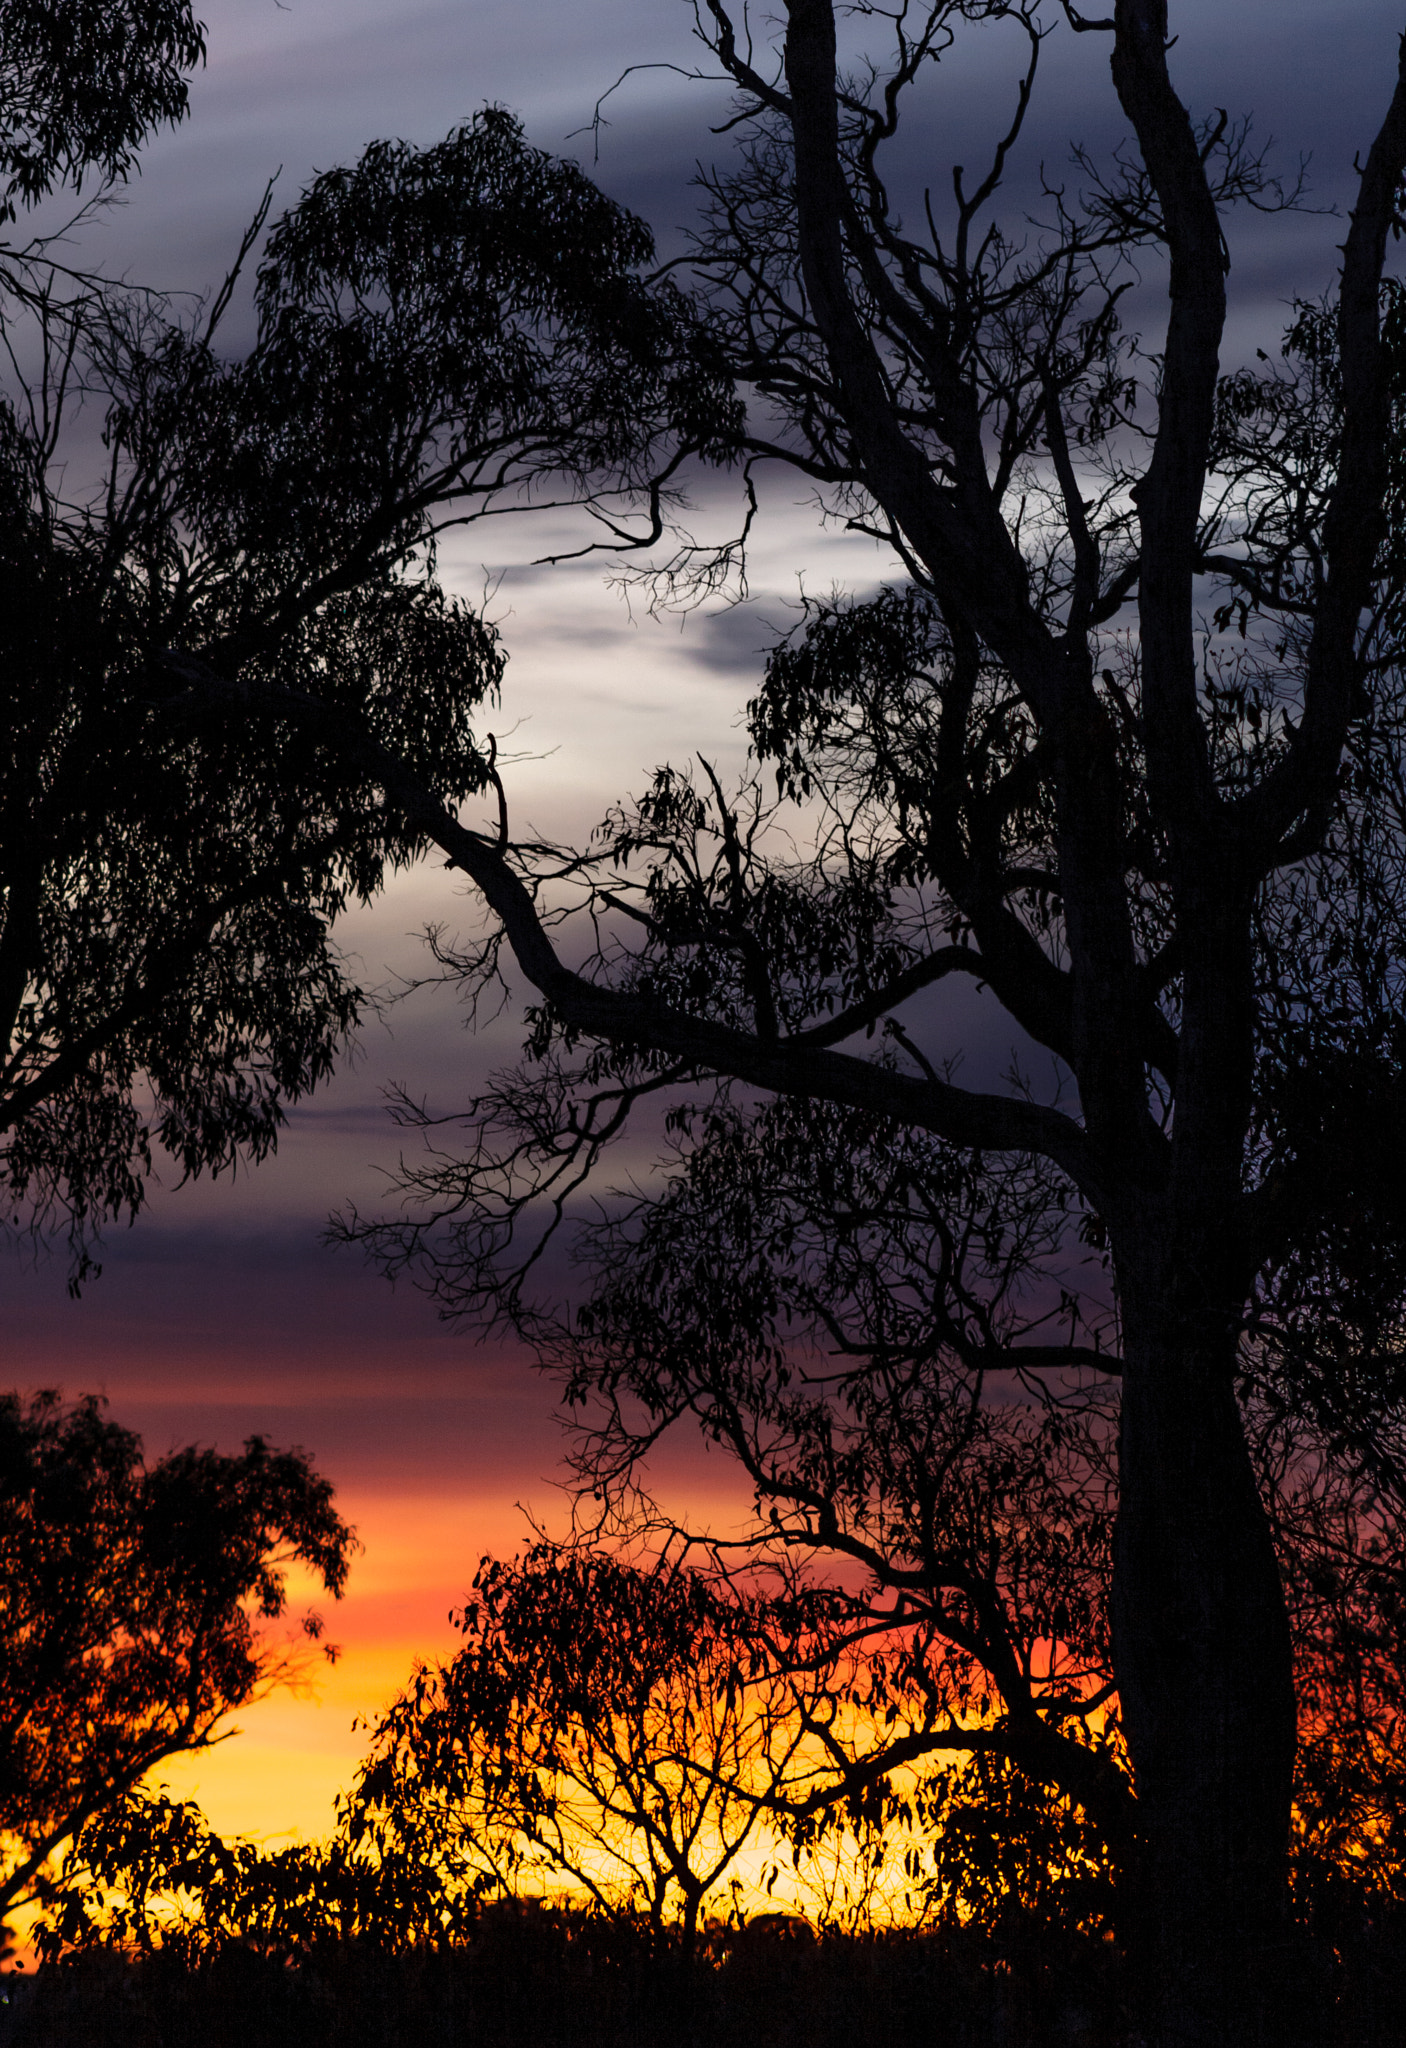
[[0, 106, 744, 1276], [0, 0, 203, 217], [0, 1389, 355, 1924], [34, 1787, 474, 1964]]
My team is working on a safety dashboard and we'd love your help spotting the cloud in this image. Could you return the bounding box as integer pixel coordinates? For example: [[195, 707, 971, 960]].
[[10, 0, 1403, 1850]]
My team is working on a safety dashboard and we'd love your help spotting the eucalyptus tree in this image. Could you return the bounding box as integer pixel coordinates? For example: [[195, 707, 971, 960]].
[[0, 1388, 354, 1930], [350, 1545, 845, 1961], [0, 107, 735, 1276], [297, 5, 1406, 2040]]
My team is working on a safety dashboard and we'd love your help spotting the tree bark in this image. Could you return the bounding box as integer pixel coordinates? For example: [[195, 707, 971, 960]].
[[1112, 1222, 1300, 2046]]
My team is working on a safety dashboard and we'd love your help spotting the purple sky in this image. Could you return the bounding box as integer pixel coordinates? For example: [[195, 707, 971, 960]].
[[7, 0, 1403, 1842]]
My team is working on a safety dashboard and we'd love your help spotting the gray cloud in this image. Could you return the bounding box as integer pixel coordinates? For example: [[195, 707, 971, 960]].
[[7, 3, 1401, 1798]]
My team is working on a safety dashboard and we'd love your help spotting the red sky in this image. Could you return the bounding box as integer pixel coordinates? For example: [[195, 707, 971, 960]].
[[5, 0, 1393, 1846], [7, 1013, 759, 1842]]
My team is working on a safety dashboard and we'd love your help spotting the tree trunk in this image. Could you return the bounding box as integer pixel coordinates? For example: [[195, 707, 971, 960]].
[[1112, 1242, 1302, 2047]]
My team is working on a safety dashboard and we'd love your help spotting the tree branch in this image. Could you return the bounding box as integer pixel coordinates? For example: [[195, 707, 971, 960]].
[[172, 657, 1106, 1196], [1239, 32, 1406, 865]]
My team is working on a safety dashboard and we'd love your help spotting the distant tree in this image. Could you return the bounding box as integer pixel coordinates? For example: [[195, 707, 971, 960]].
[[0, 107, 735, 1279], [0, 1389, 355, 1929], [347, 1545, 845, 1962], [32, 1784, 473, 1963]]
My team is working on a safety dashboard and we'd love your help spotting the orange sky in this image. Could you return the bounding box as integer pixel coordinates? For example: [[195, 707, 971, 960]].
[[9, 1193, 757, 1847], [6, 0, 1379, 1866], [9, 1216, 556, 1844], [6, 948, 760, 1852]]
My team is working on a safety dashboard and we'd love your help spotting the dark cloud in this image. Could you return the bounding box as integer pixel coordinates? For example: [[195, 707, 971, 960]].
[[670, 602, 787, 678], [7, 0, 1400, 1837]]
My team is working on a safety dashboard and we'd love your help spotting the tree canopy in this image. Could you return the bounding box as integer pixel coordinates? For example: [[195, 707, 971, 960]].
[[0, 106, 736, 1278], [0, 1388, 355, 1930]]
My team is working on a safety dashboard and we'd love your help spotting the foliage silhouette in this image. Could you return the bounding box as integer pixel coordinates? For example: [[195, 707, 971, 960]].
[[0, 1389, 354, 1933], [28, 1548, 1133, 1961], [24, 1544, 1406, 2044], [2, 1913, 1142, 2048], [345, 1545, 854, 1960], [0, 103, 736, 1280], [0, 0, 203, 216], [32, 1786, 473, 1964], [38, 1541, 1404, 1933]]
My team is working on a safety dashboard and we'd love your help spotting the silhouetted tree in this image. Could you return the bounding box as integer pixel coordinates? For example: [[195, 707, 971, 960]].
[[0, 1389, 355, 1930], [347, 1545, 840, 1963], [0, 0, 203, 217], [17, 0, 1395, 2033], [0, 106, 735, 1279], [547, 1098, 1134, 1856], [292, 7, 1406, 2039], [32, 1783, 474, 1963]]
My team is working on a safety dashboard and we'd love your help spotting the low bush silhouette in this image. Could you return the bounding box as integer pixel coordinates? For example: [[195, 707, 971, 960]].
[[10, 1909, 1132, 2048]]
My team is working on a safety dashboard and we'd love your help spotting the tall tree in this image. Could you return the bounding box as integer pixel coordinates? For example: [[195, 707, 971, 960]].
[[288, 7, 1406, 2041]]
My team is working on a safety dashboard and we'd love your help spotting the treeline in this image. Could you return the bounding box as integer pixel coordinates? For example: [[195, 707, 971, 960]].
[[4, 1534, 1405, 2046], [0, 1912, 1133, 2048], [2, 1393, 1405, 2042], [28, 1544, 1124, 1962]]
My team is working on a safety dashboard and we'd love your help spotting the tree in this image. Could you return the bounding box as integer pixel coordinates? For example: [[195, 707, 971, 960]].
[[0, 105, 736, 1278], [400, 1074, 1403, 1950], [348, 1545, 842, 1962], [32, 1783, 476, 1963], [0, 1388, 355, 1928], [517, 1093, 1134, 1857], [0, 0, 204, 218], [271, 6, 1406, 2039]]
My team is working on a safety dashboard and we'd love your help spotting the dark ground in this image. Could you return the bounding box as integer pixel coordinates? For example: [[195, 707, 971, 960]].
[[2, 1903, 1404, 2047]]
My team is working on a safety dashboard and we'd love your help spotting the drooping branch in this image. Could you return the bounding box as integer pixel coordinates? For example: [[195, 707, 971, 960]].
[[1241, 32, 1406, 864], [215, 660, 1105, 1196]]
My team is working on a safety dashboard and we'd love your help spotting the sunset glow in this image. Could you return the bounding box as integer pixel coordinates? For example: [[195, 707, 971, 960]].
[[7, 9, 1406, 2044]]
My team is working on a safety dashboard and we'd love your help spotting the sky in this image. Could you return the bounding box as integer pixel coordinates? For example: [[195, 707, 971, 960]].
[[6, 0, 1405, 1848]]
